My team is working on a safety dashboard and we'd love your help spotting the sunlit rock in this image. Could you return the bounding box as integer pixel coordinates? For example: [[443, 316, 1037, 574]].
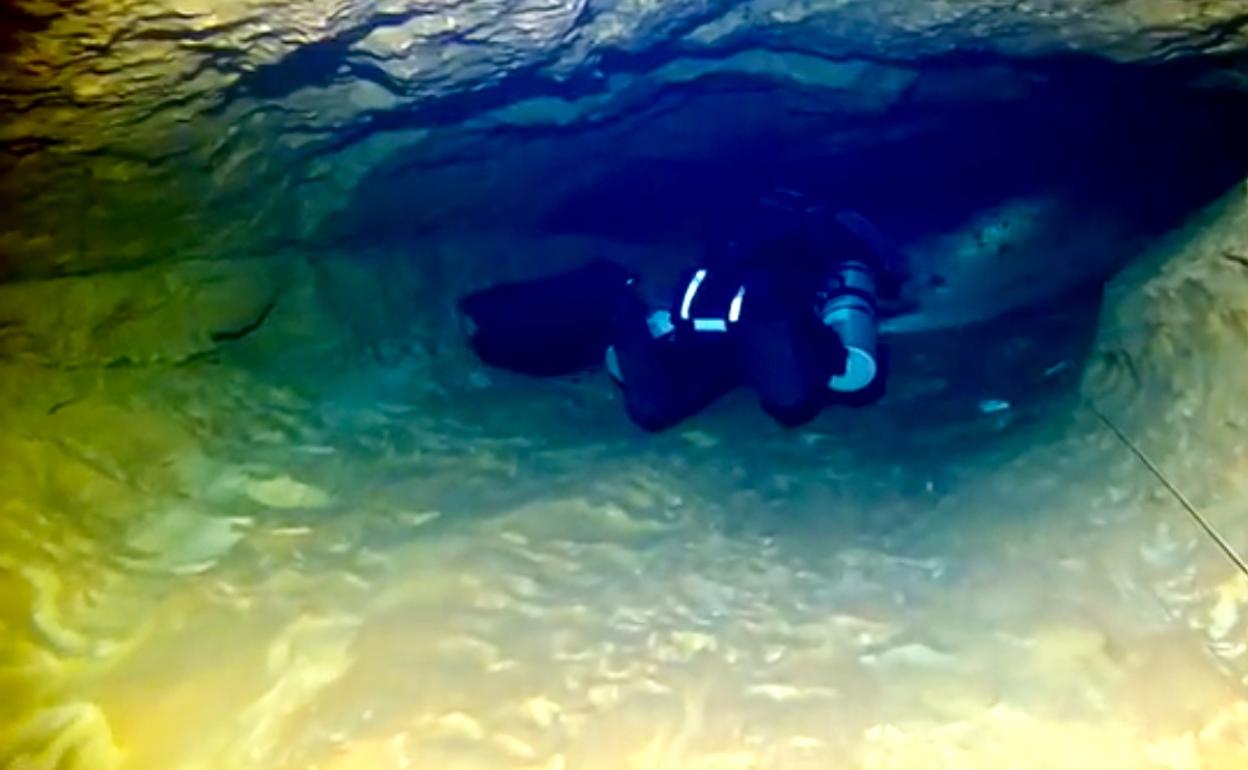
[[122, 507, 251, 575], [240, 475, 333, 510], [0, 702, 122, 770]]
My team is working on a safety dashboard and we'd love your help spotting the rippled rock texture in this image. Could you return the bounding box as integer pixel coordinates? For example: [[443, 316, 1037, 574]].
[[3, 0, 1248, 276], [1087, 182, 1248, 500], [3, 229, 1248, 769]]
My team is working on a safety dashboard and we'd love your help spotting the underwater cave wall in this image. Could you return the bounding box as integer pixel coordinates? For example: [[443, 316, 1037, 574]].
[[4, 4, 1248, 765], [3, 0, 1248, 277], [1069, 183, 1248, 689], [1087, 182, 1248, 479]]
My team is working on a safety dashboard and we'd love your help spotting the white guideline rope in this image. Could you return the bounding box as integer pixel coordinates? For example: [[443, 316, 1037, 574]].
[[1088, 400, 1248, 579]]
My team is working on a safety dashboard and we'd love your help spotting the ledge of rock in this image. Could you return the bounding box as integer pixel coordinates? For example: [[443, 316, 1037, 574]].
[[1087, 182, 1248, 447]]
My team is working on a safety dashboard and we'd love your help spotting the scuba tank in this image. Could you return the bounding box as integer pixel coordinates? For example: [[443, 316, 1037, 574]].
[[820, 258, 879, 394]]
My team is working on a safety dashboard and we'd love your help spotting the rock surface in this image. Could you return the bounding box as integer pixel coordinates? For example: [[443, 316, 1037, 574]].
[[3, 290, 1248, 769], [2, 0, 1248, 275], [1087, 180, 1248, 465]]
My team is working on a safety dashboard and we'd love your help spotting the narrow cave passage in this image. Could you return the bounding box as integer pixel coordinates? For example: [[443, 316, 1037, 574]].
[[5, 30, 1248, 770], [324, 56, 1248, 454]]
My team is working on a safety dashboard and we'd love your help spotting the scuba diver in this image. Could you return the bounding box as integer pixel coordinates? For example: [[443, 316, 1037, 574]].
[[457, 203, 908, 431]]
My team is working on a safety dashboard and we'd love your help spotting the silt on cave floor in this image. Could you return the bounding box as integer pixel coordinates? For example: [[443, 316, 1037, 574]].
[[2, 237, 1248, 769]]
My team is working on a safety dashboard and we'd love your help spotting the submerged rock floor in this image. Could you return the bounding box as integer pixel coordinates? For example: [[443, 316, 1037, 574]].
[[2, 293, 1248, 770]]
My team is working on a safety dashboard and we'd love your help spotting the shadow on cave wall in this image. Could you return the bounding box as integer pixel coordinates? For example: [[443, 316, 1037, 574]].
[[322, 55, 1248, 276], [541, 77, 1248, 249]]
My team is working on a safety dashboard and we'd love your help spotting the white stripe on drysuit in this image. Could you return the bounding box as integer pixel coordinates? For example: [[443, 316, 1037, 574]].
[[728, 286, 746, 323], [680, 269, 707, 321], [680, 269, 747, 333]]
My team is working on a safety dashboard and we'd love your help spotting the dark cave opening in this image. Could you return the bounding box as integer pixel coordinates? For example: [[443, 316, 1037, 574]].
[[322, 56, 1248, 446], [531, 62, 1248, 269], [332, 56, 1248, 252]]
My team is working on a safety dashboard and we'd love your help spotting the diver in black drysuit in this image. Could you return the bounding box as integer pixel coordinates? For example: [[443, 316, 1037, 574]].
[[457, 211, 907, 431]]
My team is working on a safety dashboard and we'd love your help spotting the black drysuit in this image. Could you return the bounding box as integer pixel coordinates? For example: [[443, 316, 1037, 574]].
[[457, 216, 900, 430]]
